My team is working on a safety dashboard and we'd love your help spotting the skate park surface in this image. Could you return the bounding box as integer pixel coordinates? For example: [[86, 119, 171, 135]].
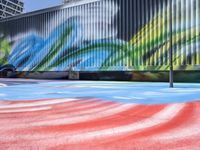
[[0, 78, 200, 150]]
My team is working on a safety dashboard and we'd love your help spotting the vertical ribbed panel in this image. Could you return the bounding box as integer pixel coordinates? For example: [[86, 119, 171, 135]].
[[0, 0, 200, 72]]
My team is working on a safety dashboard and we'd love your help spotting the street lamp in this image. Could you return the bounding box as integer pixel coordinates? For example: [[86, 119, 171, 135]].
[[169, 0, 174, 88]]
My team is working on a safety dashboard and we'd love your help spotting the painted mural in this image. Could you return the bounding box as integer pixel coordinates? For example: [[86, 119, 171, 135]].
[[0, 0, 200, 72], [0, 35, 10, 65]]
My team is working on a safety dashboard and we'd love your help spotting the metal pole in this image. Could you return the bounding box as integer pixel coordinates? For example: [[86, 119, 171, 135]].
[[169, 0, 174, 88]]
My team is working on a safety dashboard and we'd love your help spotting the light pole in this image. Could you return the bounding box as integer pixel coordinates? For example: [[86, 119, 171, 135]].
[[169, 0, 174, 88]]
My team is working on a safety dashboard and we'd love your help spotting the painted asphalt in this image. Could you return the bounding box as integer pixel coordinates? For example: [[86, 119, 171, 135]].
[[1, 79, 200, 104], [0, 79, 200, 149]]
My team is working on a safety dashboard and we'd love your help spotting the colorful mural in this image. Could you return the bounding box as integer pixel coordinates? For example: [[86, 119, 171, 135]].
[[0, 79, 200, 149], [0, 35, 10, 65], [0, 0, 200, 73]]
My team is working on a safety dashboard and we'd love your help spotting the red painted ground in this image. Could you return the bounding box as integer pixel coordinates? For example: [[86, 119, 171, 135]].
[[0, 98, 200, 150]]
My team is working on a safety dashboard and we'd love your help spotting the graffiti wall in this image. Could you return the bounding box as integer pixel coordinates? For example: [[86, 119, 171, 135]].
[[0, 0, 200, 72]]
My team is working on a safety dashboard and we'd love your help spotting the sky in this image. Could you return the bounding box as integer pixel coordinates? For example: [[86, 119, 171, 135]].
[[23, 0, 63, 12]]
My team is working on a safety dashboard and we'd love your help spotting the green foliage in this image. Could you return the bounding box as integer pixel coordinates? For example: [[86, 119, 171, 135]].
[[0, 36, 11, 65]]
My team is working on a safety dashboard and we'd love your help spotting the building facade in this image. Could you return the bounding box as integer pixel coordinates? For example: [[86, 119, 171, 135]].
[[63, 0, 77, 3], [0, 0, 200, 81], [0, 0, 23, 19]]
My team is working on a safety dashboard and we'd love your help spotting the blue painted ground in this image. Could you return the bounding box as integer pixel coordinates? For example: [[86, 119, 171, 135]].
[[0, 79, 200, 104]]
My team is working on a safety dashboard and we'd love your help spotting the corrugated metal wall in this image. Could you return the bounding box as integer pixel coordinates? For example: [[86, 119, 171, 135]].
[[0, 0, 200, 72]]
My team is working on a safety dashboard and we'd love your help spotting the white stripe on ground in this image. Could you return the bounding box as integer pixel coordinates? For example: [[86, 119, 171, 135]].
[[0, 83, 7, 87], [31, 104, 135, 126], [0, 98, 79, 109], [0, 106, 52, 113], [152, 106, 200, 140]]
